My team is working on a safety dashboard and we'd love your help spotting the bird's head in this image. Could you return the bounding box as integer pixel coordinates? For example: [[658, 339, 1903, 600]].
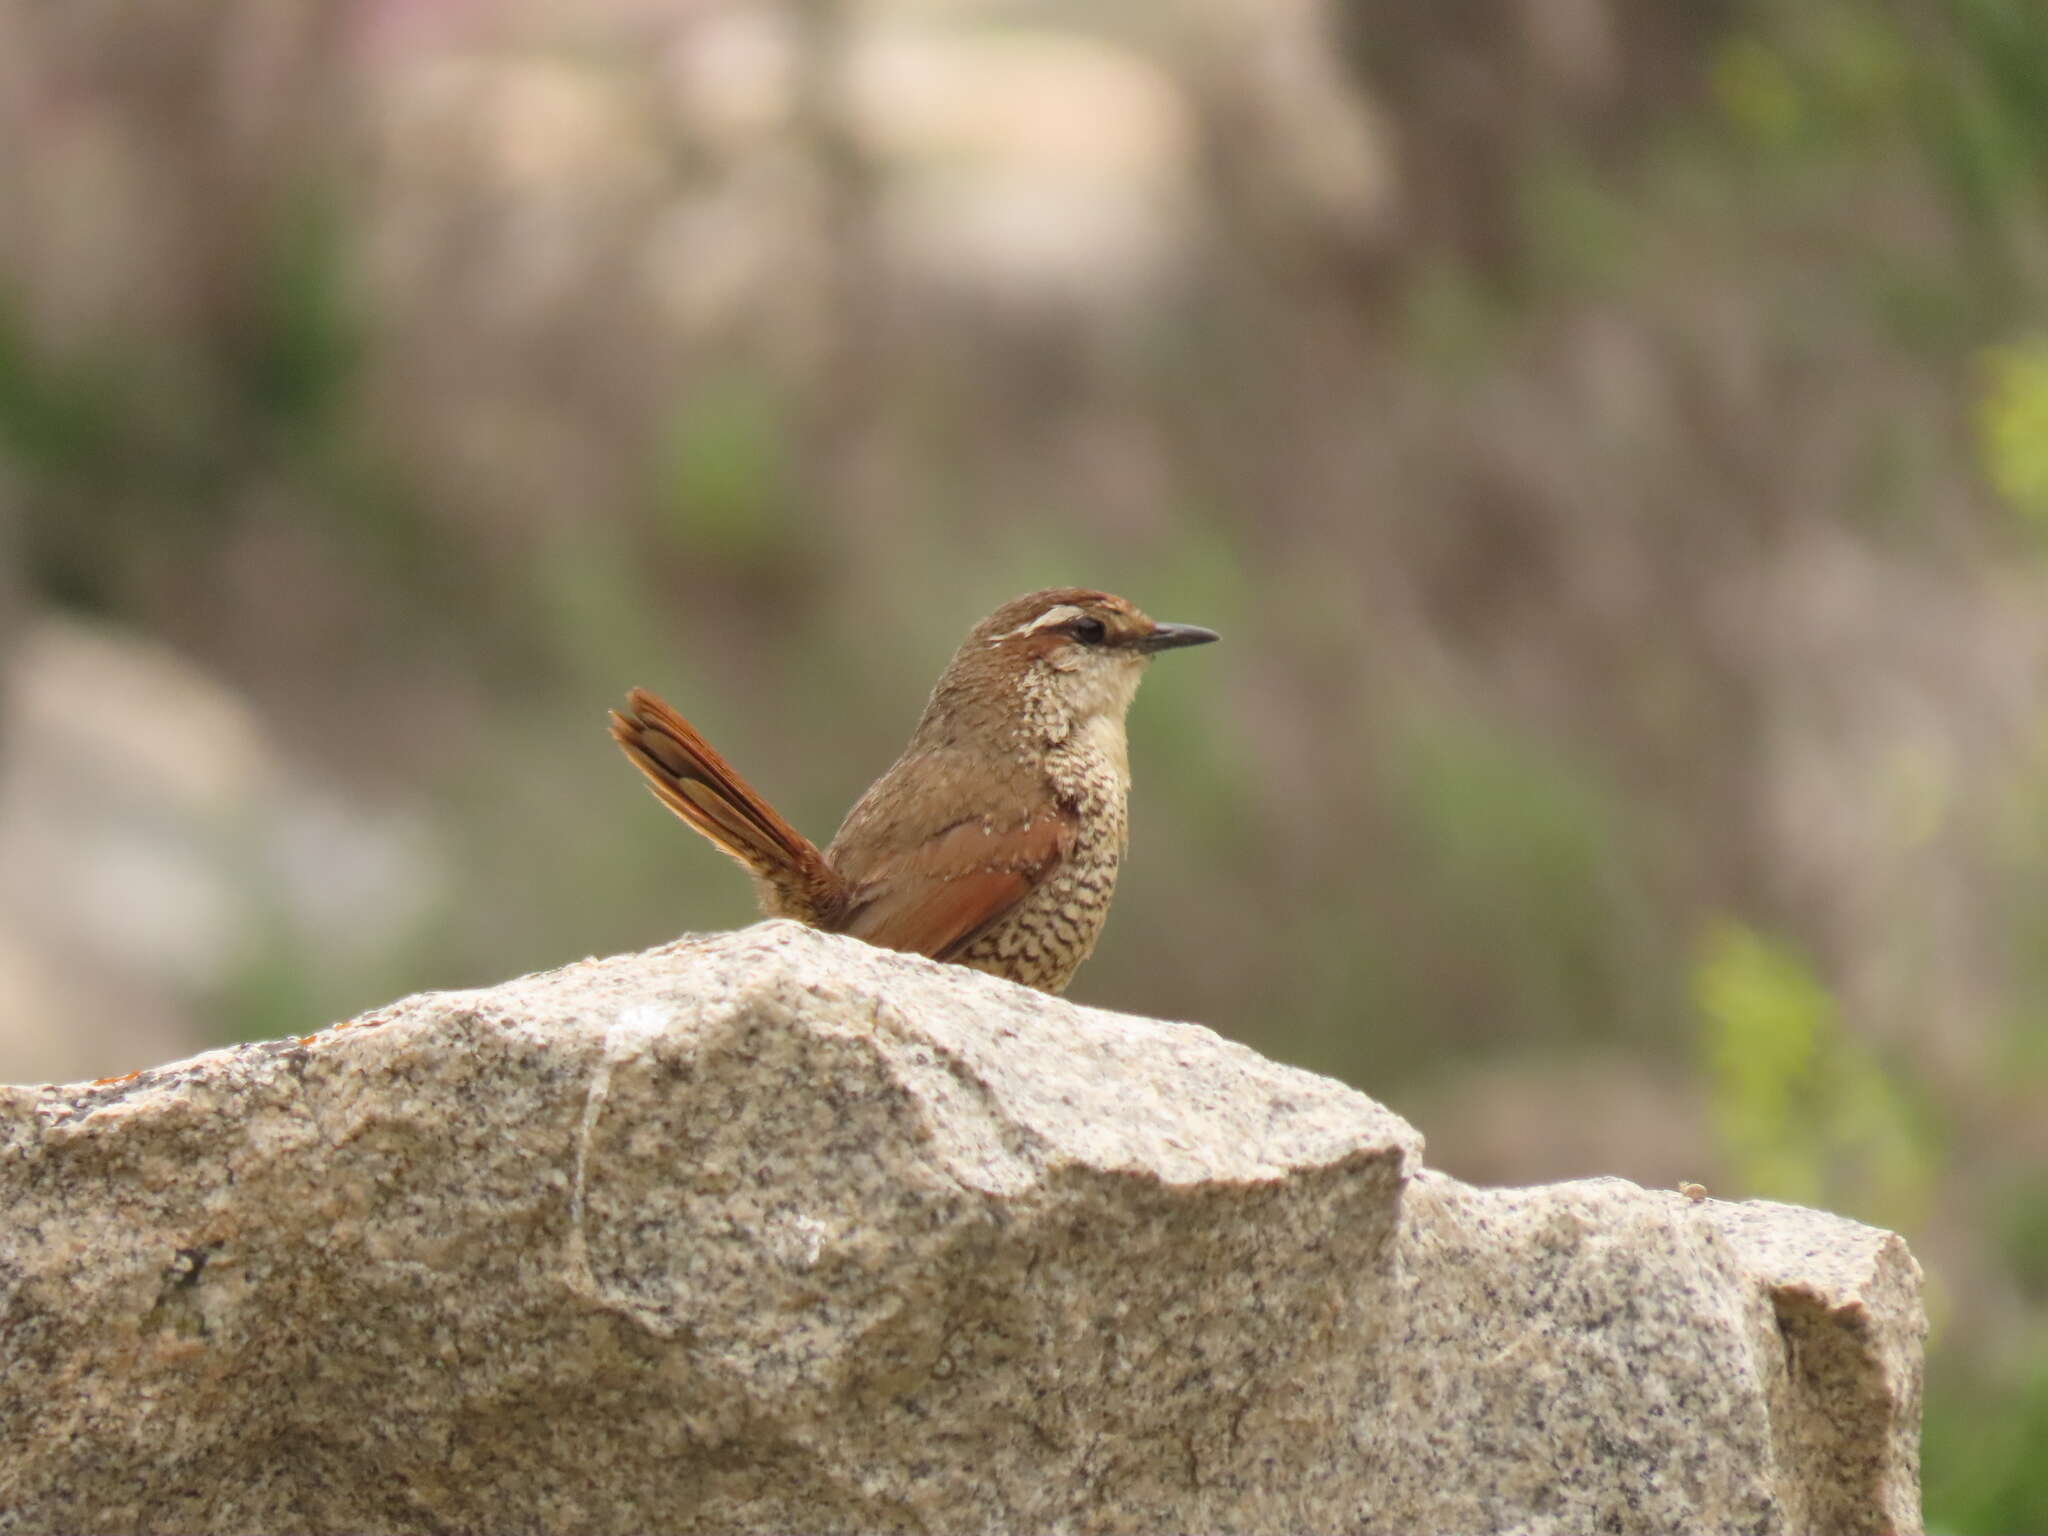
[[946, 588, 1219, 734]]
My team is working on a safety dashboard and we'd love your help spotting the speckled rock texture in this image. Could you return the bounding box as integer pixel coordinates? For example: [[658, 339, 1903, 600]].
[[1, 921, 1923, 1535]]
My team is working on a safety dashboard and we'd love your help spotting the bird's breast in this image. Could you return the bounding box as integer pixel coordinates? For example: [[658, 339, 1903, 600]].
[[951, 726, 1131, 993]]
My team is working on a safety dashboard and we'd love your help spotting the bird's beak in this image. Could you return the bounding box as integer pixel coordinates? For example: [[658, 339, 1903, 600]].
[[1135, 622, 1221, 653]]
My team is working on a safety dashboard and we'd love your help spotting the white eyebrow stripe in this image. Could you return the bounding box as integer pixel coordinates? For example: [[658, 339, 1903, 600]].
[[992, 604, 1086, 642]]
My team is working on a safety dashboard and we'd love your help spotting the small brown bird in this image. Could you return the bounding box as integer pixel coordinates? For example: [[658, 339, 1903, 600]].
[[609, 588, 1218, 993]]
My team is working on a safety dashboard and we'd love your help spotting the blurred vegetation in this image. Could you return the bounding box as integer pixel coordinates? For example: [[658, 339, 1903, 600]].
[[1697, 922, 1933, 1228], [2, 0, 2046, 1525], [1978, 339, 2048, 522]]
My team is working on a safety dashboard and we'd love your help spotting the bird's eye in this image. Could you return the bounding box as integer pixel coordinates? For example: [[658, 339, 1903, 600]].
[[1068, 616, 1107, 645]]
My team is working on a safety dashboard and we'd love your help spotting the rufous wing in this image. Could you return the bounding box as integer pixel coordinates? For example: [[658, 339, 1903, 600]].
[[841, 808, 1075, 961]]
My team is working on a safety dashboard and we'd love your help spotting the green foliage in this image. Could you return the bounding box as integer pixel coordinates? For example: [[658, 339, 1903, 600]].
[[655, 372, 796, 561], [1402, 263, 1512, 380], [1923, 1361, 2048, 1536], [1711, 3, 2048, 270], [2, 184, 388, 615], [1523, 154, 1636, 295], [1991, 734, 2048, 1022], [1392, 712, 1665, 1049], [215, 914, 330, 1051], [0, 307, 121, 481], [1996, 1176, 2048, 1305], [1974, 339, 2048, 523], [1712, 11, 1918, 155], [242, 191, 362, 432], [531, 523, 668, 692], [1694, 922, 1930, 1227], [1714, 35, 1805, 151], [1918, 0, 2048, 232]]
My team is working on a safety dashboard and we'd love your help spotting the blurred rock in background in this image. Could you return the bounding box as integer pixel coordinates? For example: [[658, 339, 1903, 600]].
[[2, 0, 2046, 1526], [0, 616, 441, 1083]]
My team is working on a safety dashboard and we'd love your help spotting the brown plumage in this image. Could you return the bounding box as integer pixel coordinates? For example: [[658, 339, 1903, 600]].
[[608, 587, 1219, 993]]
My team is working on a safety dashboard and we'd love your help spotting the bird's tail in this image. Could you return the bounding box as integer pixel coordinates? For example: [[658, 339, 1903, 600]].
[[609, 688, 846, 925]]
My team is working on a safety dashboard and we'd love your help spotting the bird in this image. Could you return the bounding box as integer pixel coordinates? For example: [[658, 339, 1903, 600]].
[[609, 587, 1219, 994]]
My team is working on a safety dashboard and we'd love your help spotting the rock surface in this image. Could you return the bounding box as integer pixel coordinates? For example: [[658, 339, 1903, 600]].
[[1, 922, 1923, 1534]]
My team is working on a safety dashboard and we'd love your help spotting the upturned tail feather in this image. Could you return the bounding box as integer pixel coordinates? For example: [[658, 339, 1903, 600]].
[[609, 688, 846, 924]]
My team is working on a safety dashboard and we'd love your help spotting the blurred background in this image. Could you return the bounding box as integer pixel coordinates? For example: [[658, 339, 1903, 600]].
[[1, 0, 2044, 1524]]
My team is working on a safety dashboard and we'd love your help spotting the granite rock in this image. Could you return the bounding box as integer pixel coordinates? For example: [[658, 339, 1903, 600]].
[[0, 921, 1923, 1534]]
